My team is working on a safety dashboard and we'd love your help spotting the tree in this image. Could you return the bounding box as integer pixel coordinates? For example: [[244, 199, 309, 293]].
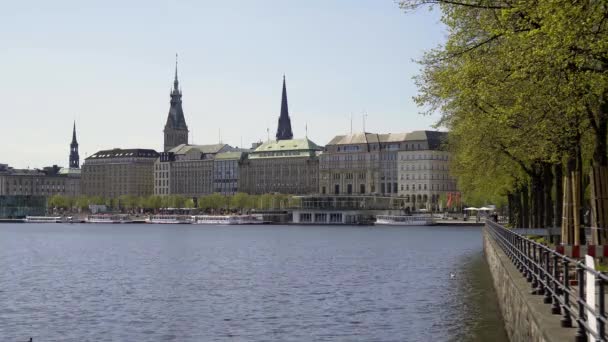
[[400, 0, 608, 242]]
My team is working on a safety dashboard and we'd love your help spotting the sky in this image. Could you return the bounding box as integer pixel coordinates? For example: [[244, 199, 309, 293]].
[[0, 0, 446, 169]]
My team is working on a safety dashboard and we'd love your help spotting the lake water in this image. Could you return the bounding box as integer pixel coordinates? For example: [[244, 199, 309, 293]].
[[0, 224, 508, 341]]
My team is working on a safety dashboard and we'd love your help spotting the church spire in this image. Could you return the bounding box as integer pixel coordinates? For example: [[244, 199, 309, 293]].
[[69, 121, 80, 169], [72, 121, 77, 144], [173, 53, 179, 91], [164, 54, 189, 152], [276, 75, 293, 140]]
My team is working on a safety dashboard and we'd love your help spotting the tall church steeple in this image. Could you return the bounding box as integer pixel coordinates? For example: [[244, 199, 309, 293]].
[[164, 54, 189, 152], [69, 121, 80, 168], [276, 75, 293, 141]]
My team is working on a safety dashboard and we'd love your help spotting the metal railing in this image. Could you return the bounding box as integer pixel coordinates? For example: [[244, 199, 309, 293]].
[[486, 221, 608, 342]]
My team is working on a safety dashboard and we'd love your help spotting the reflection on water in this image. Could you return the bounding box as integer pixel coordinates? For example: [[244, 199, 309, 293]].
[[0, 224, 507, 341], [453, 252, 509, 342]]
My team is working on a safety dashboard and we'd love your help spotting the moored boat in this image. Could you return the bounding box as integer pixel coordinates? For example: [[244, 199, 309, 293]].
[[147, 215, 192, 224], [375, 215, 435, 226], [191, 214, 267, 225], [25, 216, 62, 223], [87, 214, 133, 224]]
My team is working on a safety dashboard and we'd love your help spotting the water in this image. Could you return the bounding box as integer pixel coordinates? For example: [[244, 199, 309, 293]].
[[0, 224, 507, 341]]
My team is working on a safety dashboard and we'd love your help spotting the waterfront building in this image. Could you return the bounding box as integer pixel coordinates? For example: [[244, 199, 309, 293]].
[[213, 151, 245, 195], [397, 130, 457, 211], [238, 76, 322, 195], [318, 132, 407, 196], [81, 148, 159, 198], [0, 164, 80, 197], [239, 138, 321, 195], [0, 124, 81, 197], [319, 130, 457, 210], [163, 57, 189, 152], [0, 195, 46, 218], [154, 144, 241, 196]]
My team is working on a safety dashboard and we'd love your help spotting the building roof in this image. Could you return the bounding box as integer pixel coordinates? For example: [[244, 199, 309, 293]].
[[405, 130, 447, 149], [326, 133, 380, 145], [86, 148, 159, 160], [326, 130, 447, 149], [58, 167, 82, 176], [214, 151, 245, 160], [249, 138, 322, 159], [168, 143, 231, 155]]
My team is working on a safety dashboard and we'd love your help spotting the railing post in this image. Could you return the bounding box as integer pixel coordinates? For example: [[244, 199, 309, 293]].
[[526, 240, 533, 282], [544, 250, 552, 304], [599, 276, 605, 341], [575, 265, 587, 342], [517, 237, 525, 273], [532, 244, 539, 293], [552, 254, 561, 314], [562, 259, 573, 327]]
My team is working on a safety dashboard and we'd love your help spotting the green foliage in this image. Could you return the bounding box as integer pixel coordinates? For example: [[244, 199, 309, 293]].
[[399, 0, 608, 205]]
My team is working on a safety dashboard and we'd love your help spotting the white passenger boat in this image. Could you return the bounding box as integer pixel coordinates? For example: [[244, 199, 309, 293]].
[[25, 216, 62, 223], [192, 215, 266, 225], [147, 215, 192, 224], [87, 214, 133, 224], [375, 215, 436, 226]]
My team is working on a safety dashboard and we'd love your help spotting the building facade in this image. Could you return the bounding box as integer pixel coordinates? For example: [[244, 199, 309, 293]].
[[154, 144, 240, 197], [163, 57, 189, 152], [239, 138, 321, 195], [397, 131, 456, 211], [0, 164, 80, 197], [319, 130, 456, 210], [213, 152, 245, 195], [319, 132, 407, 196], [82, 148, 159, 198], [0, 124, 81, 198]]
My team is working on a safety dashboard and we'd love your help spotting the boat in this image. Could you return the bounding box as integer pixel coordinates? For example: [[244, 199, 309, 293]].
[[87, 214, 133, 224], [191, 214, 267, 225], [147, 215, 192, 224], [25, 216, 62, 223], [375, 215, 436, 226]]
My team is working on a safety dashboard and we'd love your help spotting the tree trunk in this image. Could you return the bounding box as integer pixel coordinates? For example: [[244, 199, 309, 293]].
[[543, 163, 554, 228], [522, 183, 530, 228], [516, 188, 523, 228], [507, 192, 514, 226], [554, 163, 563, 229], [590, 104, 608, 244], [575, 145, 585, 245], [562, 154, 576, 245], [530, 169, 543, 228]]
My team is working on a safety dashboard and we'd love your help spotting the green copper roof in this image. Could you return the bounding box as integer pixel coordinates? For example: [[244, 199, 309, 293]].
[[249, 138, 322, 159]]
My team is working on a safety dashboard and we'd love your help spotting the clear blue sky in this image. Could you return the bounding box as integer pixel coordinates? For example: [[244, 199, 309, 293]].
[[0, 0, 445, 169]]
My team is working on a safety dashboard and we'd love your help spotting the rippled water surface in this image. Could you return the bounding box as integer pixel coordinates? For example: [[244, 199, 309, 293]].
[[0, 224, 507, 341]]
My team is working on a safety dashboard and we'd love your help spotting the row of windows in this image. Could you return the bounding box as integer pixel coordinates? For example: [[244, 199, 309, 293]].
[[400, 164, 448, 171], [402, 174, 451, 180], [400, 183, 456, 191], [400, 154, 448, 161]]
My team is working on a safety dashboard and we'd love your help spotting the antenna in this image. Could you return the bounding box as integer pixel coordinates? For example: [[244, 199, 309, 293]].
[[305, 123, 308, 138], [267, 127, 270, 142], [362, 112, 368, 132], [350, 113, 353, 134]]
